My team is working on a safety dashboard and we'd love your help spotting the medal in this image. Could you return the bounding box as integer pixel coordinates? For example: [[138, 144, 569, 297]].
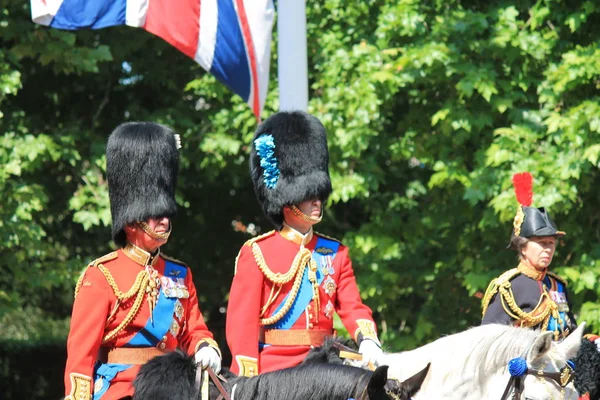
[[324, 301, 334, 319], [323, 276, 337, 296]]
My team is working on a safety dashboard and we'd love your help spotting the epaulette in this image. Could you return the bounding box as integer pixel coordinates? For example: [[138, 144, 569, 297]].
[[74, 251, 118, 298], [235, 231, 276, 276], [481, 268, 520, 318], [88, 251, 118, 267], [161, 253, 188, 267], [243, 230, 276, 247], [315, 232, 342, 244], [547, 271, 568, 286]]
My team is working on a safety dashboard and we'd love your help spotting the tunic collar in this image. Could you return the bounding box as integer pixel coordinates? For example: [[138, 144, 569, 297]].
[[280, 223, 314, 246], [517, 262, 546, 281], [123, 242, 160, 267]]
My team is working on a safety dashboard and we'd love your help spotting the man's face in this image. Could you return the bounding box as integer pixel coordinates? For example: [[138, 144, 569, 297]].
[[296, 198, 323, 219], [125, 216, 171, 252]]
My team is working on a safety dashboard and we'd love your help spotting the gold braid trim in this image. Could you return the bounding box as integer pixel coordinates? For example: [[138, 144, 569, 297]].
[[96, 264, 150, 344], [513, 206, 525, 237], [74, 272, 87, 300], [244, 230, 276, 246], [547, 271, 567, 286], [315, 232, 342, 244], [74, 252, 118, 299], [481, 268, 519, 318], [252, 243, 309, 285], [259, 258, 316, 326], [161, 253, 188, 267]]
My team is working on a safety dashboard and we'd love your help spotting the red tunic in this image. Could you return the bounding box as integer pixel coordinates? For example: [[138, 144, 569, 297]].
[[64, 246, 218, 400], [226, 228, 378, 376]]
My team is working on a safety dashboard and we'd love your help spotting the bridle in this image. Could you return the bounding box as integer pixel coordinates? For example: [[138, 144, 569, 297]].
[[499, 356, 575, 400]]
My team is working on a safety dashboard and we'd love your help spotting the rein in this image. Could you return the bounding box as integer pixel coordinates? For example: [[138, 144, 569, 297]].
[[499, 361, 574, 400], [332, 342, 376, 371], [195, 365, 231, 400], [208, 367, 232, 400]]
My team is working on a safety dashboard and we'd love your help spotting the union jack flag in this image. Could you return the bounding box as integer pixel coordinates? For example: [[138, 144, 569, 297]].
[[30, 0, 274, 118]]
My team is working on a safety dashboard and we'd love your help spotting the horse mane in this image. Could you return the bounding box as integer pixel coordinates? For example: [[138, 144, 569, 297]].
[[460, 324, 539, 372], [383, 324, 542, 399], [135, 348, 386, 400], [133, 349, 197, 400], [302, 336, 356, 365], [227, 363, 373, 400]]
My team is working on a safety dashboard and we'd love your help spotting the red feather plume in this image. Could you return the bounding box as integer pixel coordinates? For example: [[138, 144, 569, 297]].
[[512, 172, 533, 206]]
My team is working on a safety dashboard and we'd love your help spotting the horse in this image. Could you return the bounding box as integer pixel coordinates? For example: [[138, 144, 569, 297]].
[[379, 322, 586, 400], [133, 338, 430, 400]]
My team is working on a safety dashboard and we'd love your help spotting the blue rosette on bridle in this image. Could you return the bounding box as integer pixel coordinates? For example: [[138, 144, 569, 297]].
[[508, 357, 528, 377]]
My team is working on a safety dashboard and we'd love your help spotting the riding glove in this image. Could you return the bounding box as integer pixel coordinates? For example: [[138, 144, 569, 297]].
[[358, 338, 383, 368], [195, 346, 222, 374]]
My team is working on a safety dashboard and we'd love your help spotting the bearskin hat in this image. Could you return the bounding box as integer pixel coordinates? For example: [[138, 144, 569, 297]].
[[106, 122, 179, 247], [250, 111, 332, 229]]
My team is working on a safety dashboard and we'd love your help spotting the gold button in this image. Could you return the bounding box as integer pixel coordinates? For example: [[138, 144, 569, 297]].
[[159, 342, 166, 349], [307, 305, 312, 310], [309, 313, 313, 319], [309, 323, 314, 328]]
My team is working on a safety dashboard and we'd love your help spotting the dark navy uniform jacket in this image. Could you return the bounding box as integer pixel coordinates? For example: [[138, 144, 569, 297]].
[[481, 263, 576, 340]]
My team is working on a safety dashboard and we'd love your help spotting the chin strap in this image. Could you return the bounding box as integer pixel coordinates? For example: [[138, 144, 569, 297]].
[[138, 221, 171, 241], [290, 205, 322, 223]]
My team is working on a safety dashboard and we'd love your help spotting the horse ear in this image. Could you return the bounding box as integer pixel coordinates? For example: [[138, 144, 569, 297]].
[[526, 331, 553, 364], [558, 322, 586, 360], [401, 363, 430, 398], [368, 365, 389, 392]]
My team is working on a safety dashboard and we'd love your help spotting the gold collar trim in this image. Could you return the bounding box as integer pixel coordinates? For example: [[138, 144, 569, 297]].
[[517, 262, 546, 281], [123, 242, 160, 267], [280, 223, 313, 246]]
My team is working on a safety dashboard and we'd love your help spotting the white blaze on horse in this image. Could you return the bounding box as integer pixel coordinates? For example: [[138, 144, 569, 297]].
[[380, 322, 585, 400]]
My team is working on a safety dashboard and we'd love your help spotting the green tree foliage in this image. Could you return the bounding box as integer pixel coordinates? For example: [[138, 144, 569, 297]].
[[1, 0, 599, 358]]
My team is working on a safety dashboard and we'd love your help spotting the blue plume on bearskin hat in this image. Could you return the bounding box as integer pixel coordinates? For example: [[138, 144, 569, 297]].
[[106, 122, 179, 247], [250, 111, 332, 229]]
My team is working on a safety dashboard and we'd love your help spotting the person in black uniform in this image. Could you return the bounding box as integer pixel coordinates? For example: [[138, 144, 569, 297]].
[[481, 172, 576, 340]]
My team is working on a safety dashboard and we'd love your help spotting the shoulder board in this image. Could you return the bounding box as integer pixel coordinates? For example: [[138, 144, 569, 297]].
[[88, 251, 118, 267], [315, 232, 342, 244], [243, 230, 276, 247], [481, 268, 519, 317], [547, 271, 567, 286], [496, 268, 521, 284], [161, 253, 188, 267]]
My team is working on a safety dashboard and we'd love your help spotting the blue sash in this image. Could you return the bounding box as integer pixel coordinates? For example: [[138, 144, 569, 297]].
[[128, 260, 186, 346], [267, 236, 340, 330], [93, 363, 132, 399]]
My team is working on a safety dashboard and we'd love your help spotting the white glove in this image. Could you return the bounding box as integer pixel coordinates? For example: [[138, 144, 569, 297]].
[[358, 339, 383, 368], [195, 346, 221, 374]]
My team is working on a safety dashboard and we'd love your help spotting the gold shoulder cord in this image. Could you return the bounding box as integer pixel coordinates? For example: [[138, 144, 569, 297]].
[[74, 252, 118, 298], [481, 268, 519, 317], [249, 231, 319, 326], [73, 251, 151, 344], [483, 268, 559, 329], [99, 265, 150, 343]]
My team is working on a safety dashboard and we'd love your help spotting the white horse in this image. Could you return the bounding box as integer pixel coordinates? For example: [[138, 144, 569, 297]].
[[380, 323, 585, 400]]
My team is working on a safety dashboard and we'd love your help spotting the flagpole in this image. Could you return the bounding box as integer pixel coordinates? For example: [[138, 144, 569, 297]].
[[277, 0, 308, 112]]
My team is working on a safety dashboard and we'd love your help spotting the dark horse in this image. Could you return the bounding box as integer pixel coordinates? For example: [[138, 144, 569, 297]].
[[133, 338, 430, 400]]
